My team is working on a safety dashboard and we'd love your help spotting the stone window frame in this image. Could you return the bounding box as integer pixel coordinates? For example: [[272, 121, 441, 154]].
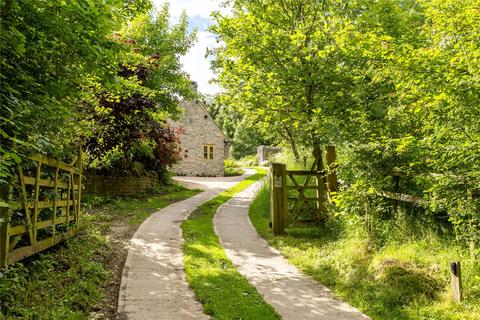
[[203, 144, 214, 160]]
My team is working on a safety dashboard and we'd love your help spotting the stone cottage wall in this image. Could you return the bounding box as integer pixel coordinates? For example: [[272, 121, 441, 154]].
[[170, 100, 226, 177]]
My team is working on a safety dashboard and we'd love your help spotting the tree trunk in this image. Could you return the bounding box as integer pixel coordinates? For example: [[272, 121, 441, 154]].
[[281, 124, 300, 162]]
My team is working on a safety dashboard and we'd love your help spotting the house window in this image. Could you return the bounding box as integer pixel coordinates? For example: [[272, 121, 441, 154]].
[[203, 145, 214, 160]]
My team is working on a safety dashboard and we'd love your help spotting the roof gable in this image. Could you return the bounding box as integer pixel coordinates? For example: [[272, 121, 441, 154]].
[[180, 99, 229, 142]]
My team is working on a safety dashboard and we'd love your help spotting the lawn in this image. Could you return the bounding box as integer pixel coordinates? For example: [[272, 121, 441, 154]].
[[0, 184, 200, 320], [181, 168, 280, 320]]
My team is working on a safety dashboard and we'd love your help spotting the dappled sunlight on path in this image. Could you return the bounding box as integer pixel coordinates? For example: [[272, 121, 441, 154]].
[[214, 182, 370, 320], [117, 171, 253, 320]]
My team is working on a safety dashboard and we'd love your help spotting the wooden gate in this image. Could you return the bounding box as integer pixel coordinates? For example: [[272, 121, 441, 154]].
[[270, 146, 337, 235], [0, 152, 82, 267], [286, 169, 325, 225]]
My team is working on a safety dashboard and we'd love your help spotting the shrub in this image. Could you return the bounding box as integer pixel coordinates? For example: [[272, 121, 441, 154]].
[[237, 155, 258, 167], [224, 158, 239, 168]]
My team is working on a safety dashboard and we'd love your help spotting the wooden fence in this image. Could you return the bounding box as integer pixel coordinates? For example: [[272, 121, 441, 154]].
[[270, 146, 337, 234], [269, 144, 479, 236], [0, 153, 82, 267]]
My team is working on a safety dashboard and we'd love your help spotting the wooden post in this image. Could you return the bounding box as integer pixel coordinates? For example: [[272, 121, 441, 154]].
[[32, 162, 41, 248], [325, 145, 338, 202], [52, 168, 59, 241], [270, 163, 287, 235], [75, 147, 82, 223], [18, 167, 34, 246], [313, 144, 326, 221], [0, 185, 8, 267], [450, 261, 462, 302]]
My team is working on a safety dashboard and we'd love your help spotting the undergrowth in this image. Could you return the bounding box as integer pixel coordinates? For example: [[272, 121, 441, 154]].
[[224, 159, 245, 176], [249, 180, 480, 320], [181, 169, 280, 319], [0, 229, 109, 320], [0, 184, 200, 319]]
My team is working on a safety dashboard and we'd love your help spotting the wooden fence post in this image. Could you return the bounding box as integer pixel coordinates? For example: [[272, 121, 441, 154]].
[[450, 261, 462, 303], [76, 147, 82, 221], [313, 144, 326, 221], [0, 185, 8, 267], [270, 163, 287, 235], [325, 145, 338, 202]]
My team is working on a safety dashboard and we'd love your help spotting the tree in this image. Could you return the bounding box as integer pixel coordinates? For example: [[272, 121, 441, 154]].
[[81, 6, 196, 172], [205, 96, 273, 159], [210, 0, 410, 158], [211, 0, 480, 247], [0, 0, 151, 183]]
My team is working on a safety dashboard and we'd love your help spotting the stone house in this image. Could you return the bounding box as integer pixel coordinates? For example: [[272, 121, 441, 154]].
[[170, 93, 229, 177]]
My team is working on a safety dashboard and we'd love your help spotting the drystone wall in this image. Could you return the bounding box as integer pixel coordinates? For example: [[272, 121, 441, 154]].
[[84, 175, 158, 195]]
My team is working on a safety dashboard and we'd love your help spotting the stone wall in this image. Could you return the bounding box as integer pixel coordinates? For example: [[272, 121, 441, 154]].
[[257, 145, 282, 163], [170, 99, 226, 177], [84, 175, 158, 196]]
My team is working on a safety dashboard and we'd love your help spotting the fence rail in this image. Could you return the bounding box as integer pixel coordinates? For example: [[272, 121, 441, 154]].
[[378, 190, 428, 205], [0, 152, 82, 267]]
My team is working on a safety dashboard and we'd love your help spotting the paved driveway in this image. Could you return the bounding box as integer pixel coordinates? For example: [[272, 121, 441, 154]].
[[117, 172, 252, 320]]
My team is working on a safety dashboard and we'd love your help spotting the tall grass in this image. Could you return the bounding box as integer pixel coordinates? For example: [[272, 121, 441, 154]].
[[0, 185, 201, 319], [249, 156, 480, 319]]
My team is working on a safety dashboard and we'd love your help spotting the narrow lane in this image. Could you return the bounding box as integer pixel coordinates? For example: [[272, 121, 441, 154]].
[[214, 181, 370, 320], [117, 173, 250, 320]]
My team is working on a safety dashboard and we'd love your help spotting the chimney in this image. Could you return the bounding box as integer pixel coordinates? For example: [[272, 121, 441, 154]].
[[190, 80, 198, 92]]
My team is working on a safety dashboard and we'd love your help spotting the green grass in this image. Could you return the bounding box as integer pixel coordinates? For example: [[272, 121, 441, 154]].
[[181, 168, 280, 320], [224, 158, 245, 176], [0, 184, 200, 320], [224, 167, 245, 176], [249, 181, 480, 320]]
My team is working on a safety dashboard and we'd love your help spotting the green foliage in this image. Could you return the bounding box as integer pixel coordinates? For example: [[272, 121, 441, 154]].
[[206, 97, 272, 159], [0, 184, 200, 318], [224, 159, 244, 176], [181, 170, 279, 319], [270, 147, 313, 171], [237, 155, 258, 167], [230, 119, 268, 158], [224, 159, 238, 169], [0, 229, 110, 319], [205, 97, 242, 140], [0, 1, 196, 184], [0, 0, 149, 157], [249, 181, 480, 320], [212, 0, 480, 248], [0, 0, 139, 187], [81, 5, 196, 174]]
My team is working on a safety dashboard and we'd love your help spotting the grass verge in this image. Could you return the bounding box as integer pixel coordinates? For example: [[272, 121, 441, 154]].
[[0, 184, 200, 320], [181, 168, 279, 320], [249, 180, 480, 320]]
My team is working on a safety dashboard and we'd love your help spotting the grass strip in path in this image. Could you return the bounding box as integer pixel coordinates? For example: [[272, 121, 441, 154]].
[[181, 169, 280, 320]]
